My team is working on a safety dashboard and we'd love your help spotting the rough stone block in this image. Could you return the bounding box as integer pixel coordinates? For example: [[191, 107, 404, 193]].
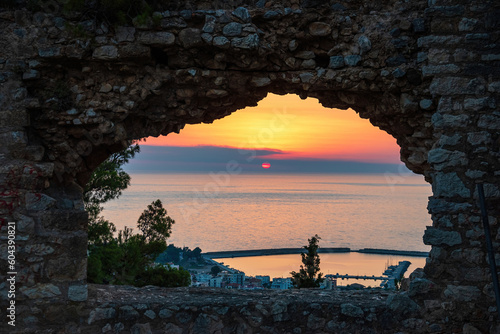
[[328, 56, 344, 69], [408, 278, 436, 297], [223, 22, 242, 37], [309, 22, 331, 36], [432, 172, 470, 198], [92, 46, 118, 60], [115, 26, 136, 42], [427, 148, 467, 169], [231, 34, 259, 49], [176, 312, 192, 324], [23, 244, 54, 256], [463, 323, 482, 334], [419, 99, 433, 110], [417, 35, 461, 48], [130, 323, 152, 334], [25, 193, 56, 211], [119, 305, 139, 320], [158, 309, 173, 319], [213, 36, 230, 49], [119, 44, 151, 59], [88, 308, 116, 324], [344, 55, 361, 66], [478, 114, 500, 130], [430, 77, 485, 96], [206, 89, 228, 98], [47, 255, 87, 281], [412, 18, 425, 33], [22, 69, 39, 80], [431, 112, 469, 129], [340, 303, 364, 317], [179, 28, 202, 48], [443, 285, 481, 302], [423, 227, 462, 246], [137, 32, 175, 46], [20, 283, 61, 299], [295, 50, 315, 59], [392, 68, 405, 78], [467, 131, 491, 146], [465, 170, 486, 179], [68, 284, 88, 301], [202, 15, 216, 33], [251, 77, 271, 87], [144, 310, 156, 319], [488, 81, 500, 92], [424, 5, 465, 17], [358, 35, 371, 54], [301, 59, 316, 69], [232, 7, 251, 23], [473, 183, 500, 198], [299, 72, 314, 83], [466, 33, 490, 40], [422, 64, 460, 77], [386, 293, 419, 316], [263, 10, 280, 20], [38, 47, 61, 58], [459, 18, 478, 32], [160, 17, 187, 29], [164, 323, 183, 334], [464, 97, 495, 111]]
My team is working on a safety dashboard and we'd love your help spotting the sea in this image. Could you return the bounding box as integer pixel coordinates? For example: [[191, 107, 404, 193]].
[[102, 172, 432, 286]]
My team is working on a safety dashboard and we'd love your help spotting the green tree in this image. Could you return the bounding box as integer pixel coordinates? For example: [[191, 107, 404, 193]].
[[137, 199, 174, 243], [136, 199, 175, 260], [87, 217, 116, 245], [291, 235, 324, 288], [191, 247, 202, 259], [84, 144, 140, 245], [156, 244, 180, 264], [83, 145, 189, 288], [87, 240, 122, 284], [84, 144, 140, 210], [136, 265, 191, 288], [211, 265, 222, 277]]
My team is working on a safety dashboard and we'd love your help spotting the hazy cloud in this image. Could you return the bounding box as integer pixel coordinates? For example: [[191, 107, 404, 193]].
[[124, 145, 411, 174]]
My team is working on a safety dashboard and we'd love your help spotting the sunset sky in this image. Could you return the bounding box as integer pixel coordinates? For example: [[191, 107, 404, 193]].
[[128, 94, 404, 173]]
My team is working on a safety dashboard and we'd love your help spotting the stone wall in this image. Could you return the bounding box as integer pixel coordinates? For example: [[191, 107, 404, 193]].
[[0, 0, 499, 332], [45, 285, 422, 334]]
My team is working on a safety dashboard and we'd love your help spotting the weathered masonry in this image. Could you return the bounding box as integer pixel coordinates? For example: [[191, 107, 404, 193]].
[[1, 0, 499, 332]]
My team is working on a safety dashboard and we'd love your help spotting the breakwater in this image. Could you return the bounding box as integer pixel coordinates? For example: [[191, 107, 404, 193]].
[[324, 260, 412, 288], [202, 248, 428, 259]]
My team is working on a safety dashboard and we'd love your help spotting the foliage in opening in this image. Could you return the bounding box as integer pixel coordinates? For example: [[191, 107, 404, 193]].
[[290, 234, 324, 288], [84, 144, 190, 287], [210, 265, 222, 277], [155, 244, 203, 268], [87, 198, 189, 286], [136, 264, 191, 288]]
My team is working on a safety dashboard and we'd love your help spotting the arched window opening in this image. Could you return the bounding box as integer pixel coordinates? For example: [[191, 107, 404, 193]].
[[99, 94, 431, 288]]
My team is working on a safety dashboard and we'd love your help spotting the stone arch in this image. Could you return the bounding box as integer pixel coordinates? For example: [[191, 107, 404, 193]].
[[1, 0, 499, 332]]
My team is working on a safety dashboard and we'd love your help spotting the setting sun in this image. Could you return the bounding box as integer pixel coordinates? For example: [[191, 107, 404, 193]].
[[144, 94, 401, 163]]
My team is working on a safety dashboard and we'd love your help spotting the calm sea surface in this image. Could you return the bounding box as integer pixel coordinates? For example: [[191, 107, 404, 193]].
[[103, 172, 432, 283]]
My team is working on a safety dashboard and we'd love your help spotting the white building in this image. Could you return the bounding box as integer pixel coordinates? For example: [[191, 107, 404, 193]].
[[195, 273, 212, 283], [209, 277, 222, 288], [191, 280, 208, 287], [230, 273, 245, 285], [271, 277, 293, 290], [321, 277, 337, 290]]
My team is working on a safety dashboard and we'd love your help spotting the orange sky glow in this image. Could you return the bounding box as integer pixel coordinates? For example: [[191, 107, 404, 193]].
[[144, 94, 401, 164]]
